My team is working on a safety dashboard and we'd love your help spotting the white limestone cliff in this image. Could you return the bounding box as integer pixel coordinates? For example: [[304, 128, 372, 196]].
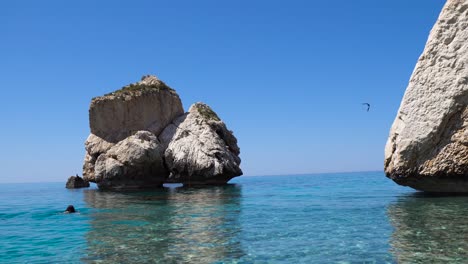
[[385, 0, 468, 192]]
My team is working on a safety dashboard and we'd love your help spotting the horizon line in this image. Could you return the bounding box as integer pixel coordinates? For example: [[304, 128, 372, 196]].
[[0, 169, 384, 184]]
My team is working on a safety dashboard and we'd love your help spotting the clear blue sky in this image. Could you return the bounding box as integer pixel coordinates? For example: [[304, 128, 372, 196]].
[[0, 0, 445, 183]]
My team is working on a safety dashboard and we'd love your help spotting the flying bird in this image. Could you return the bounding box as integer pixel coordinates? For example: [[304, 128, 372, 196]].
[[362, 103, 370, 112]]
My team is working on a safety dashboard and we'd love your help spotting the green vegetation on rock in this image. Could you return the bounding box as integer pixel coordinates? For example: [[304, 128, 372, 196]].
[[105, 81, 175, 97], [195, 104, 221, 121]]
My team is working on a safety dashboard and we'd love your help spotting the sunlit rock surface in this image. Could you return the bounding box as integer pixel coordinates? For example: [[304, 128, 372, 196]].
[[162, 103, 242, 186], [89, 75, 184, 143], [82, 76, 242, 189], [385, 0, 468, 192], [93, 131, 167, 190]]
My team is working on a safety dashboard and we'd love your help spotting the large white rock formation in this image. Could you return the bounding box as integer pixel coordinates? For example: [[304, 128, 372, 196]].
[[161, 103, 242, 185], [82, 75, 242, 189], [385, 0, 468, 192]]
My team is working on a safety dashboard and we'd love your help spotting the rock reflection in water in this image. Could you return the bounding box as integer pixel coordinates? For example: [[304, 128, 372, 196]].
[[387, 194, 468, 263], [82, 185, 244, 263]]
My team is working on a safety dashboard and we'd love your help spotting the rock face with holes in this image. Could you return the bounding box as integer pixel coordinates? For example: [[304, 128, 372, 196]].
[[161, 103, 242, 185], [82, 75, 242, 189], [384, 0, 468, 192]]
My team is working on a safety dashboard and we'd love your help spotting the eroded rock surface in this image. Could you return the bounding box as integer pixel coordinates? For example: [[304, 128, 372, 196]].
[[89, 75, 184, 143], [161, 103, 242, 185], [385, 0, 468, 192], [94, 131, 167, 190], [82, 134, 115, 183], [82, 75, 242, 189]]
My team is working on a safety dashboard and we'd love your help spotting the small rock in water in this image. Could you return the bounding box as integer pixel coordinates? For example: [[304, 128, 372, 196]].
[[66, 175, 90, 189]]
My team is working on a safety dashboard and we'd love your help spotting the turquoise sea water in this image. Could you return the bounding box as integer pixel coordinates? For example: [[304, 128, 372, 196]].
[[1, 172, 467, 263]]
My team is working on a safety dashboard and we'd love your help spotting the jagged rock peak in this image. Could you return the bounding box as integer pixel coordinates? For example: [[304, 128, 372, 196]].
[[187, 102, 240, 155], [190, 102, 221, 121], [139, 74, 161, 85], [161, 102, 242, 185]]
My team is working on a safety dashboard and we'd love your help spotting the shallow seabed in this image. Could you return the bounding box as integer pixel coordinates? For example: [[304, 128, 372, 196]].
[[1, 172, 467, 263]]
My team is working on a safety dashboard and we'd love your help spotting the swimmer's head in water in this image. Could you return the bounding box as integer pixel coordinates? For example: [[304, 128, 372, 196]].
[[65, 205, 76, 213]]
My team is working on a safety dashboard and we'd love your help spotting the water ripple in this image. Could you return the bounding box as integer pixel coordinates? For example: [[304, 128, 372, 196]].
[[1, 173, 467, 263]]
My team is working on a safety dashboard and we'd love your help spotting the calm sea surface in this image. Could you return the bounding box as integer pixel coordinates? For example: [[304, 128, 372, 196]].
[[1, 172, 467, 263]]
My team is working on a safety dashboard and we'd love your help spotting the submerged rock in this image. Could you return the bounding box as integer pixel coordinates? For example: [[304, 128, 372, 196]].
[[66, 175, 90, 189], [384, 0, 468, 192], [161, 103, 242, 185]]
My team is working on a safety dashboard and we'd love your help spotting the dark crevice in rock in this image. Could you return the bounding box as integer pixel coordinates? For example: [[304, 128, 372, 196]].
[[394, 174, 468, 194]]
